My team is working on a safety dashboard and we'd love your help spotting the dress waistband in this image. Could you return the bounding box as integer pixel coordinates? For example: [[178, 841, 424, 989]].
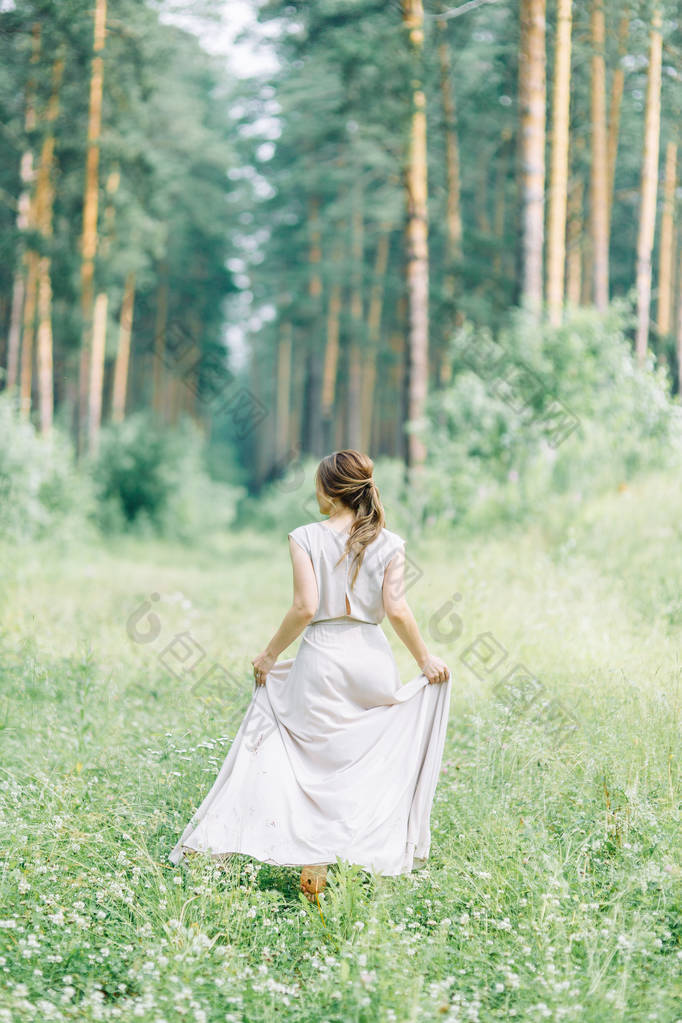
[[308, 615, 378, 627]]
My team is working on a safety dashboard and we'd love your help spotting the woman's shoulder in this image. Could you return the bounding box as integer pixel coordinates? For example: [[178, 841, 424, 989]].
[[366, 525, 405, 569], [376, 524, 405, 548]]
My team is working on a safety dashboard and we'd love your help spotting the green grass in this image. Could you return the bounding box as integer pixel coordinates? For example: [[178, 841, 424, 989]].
[[0, 467, 680, 1021]]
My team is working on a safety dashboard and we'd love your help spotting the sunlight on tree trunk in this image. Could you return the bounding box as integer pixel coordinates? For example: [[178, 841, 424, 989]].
[[402, 0, 429, 472], [79, 0, 107, 453], [35, 55, 64, 436]]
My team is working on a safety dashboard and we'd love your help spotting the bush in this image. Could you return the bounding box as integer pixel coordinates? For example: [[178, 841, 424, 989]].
[[89, 412, 244, 541], [0, 392, 95, 542], [422, 299, 682, 530]]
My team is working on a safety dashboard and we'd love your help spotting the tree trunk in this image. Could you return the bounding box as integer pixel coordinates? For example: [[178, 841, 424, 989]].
[[635, 5, 663, 365], [402, 0, 429, 470], [347, 182, 364, 450], [519, 0, 546, 313], [6, 24, 40, 394], [152, 262, 169, 417], [88, 292, 108, 454], [361, 229, 390, 452], [677, 239, 682, 394], [86, 166, 120, 450], [19, 251, 39, 419], [78, 0, 107, 452], [393, 295, 408, 463], [546, 0, 572, 326], [492, 127, 512, 282], [36, 257, 54, 435], [566, 174, 584, 307], [306, 195, 324, 454], [35, 54, 64, 435], [590, 0, 609, 312], [656, 140, 677, 338], [111, 270, 135, 423], [437, 15, 462, 263], [289, 330, 305, 456], [6, 276, 25, 392], [275, 319, 292, 464], [606, 12, 630, 237], [321, 233, 343, 452]]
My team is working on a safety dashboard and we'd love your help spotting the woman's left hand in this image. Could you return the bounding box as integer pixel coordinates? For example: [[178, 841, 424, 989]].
[[251, 650, 276, 686]]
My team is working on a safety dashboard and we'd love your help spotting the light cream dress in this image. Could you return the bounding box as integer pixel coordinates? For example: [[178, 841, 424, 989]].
[[169, 521, 452, 876]]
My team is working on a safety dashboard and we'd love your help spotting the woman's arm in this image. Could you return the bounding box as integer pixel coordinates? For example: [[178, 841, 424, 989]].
[[251, 538, 319, 683], [383, 549, 450, 684]]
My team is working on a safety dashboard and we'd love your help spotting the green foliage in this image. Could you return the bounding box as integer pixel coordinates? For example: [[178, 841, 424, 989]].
[[90, 412, 244, 541], [423, 300, 682, 532], [0, 393, 95, 543]]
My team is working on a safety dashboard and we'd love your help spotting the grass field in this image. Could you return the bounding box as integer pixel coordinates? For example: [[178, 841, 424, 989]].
[[1, 469, 680, 1022]]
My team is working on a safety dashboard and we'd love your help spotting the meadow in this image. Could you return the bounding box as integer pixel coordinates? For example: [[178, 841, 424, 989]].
[[0, 467, 680, 1022]]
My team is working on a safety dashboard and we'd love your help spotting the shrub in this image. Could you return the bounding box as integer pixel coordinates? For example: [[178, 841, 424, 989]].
[[90, 412, 244, 541], [0, 392, 95, 542], [422, 299, 682, 530]]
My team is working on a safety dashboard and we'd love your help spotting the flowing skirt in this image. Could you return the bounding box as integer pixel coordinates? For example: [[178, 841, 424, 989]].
[[169, 617, 452, 876]]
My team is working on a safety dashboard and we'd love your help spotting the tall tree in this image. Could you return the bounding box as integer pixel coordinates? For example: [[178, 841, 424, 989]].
[[306, 194, 324, 454], [565, 171, 584, 306], [347, 181, 364, 450], [275, 316, 292, 465], [361, 228, 390, 452], [546, 0, 572, 325], [111, 270, 135, 423], [635, 5, 663, 365], [677, 235, 682, 394], [519, 0, 546, 313], [606, 10, 630, 238], [35, 53, 64, 435], [590, 0, 609, 312], [321, 232, 344, 453], [78, 0, 107, 452], [402, 0, 429, 471], [656, 139, 676, 340], [6, 22, 40, 396], [437, 13, 462, 267]]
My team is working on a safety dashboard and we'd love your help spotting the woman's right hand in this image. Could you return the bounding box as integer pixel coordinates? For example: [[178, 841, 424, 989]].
[[419, 653, 450, 684]]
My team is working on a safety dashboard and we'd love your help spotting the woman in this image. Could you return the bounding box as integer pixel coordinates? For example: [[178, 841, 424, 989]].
[[169, 450, 451, 902]]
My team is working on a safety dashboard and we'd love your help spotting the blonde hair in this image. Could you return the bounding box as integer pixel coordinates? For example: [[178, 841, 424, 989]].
[[315, 449, 385, 588]]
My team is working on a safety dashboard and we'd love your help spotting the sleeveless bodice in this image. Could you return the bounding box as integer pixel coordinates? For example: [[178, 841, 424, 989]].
[[287, 521, 406, 625]]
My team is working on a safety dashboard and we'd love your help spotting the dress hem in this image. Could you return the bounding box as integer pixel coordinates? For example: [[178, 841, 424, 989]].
[[170, 843, 430, 877]]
